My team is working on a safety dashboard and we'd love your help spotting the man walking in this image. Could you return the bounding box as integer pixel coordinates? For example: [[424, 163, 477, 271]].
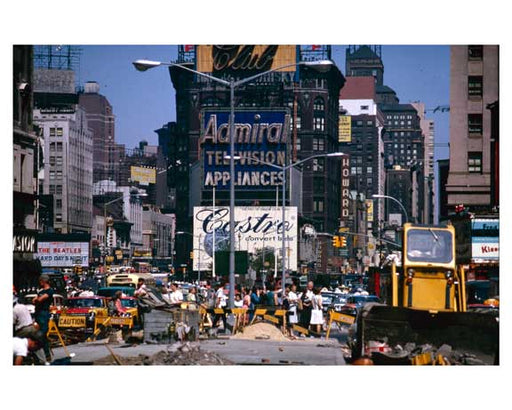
[[32, 274, 54, 362]]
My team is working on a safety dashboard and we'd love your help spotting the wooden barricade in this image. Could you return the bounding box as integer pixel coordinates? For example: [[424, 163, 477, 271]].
[[325, 310, 355, 340]]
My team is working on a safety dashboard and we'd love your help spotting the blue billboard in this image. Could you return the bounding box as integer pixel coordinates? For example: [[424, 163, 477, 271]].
[[201, 110, 290, 190]]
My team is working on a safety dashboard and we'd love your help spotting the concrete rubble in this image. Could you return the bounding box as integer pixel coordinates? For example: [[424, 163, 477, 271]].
[[93, 342, 234, 365]]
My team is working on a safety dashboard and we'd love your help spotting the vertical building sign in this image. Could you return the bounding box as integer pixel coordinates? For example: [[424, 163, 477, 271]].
[[366, 199, 374, 222], [338, 115, 352, 143], [340, 155, 351, 220]]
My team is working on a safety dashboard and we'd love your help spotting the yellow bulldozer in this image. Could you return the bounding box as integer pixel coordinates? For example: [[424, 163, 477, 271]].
[[350, 223, 499, 365]]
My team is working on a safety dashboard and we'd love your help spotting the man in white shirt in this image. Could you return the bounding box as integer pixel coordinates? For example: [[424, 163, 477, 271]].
[[13, 295, 38, 338], [13, 334, 44, 365], [168, 283, 184, 305]]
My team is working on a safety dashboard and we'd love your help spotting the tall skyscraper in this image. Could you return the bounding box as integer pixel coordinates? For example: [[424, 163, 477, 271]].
[[78, 81, 119, 184]]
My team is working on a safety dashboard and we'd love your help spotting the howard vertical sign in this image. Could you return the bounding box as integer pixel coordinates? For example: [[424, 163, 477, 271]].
[[340, 155, 351, 220], [202, 111, 290, 190]]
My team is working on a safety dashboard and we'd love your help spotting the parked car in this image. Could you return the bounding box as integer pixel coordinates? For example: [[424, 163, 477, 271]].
[[54, 296, 109, 329], [320, 292, 348, 313], [345, 294, 381, 309]]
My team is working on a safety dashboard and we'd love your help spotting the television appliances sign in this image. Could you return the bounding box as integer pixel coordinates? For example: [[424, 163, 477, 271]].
[[202, 111, 290, 191]]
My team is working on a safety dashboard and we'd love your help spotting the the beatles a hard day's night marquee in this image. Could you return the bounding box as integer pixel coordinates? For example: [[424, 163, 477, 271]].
[[201, 110, 290, 190]]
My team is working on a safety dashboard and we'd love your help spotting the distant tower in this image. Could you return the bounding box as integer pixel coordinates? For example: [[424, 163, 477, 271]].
[[345, 45, 384, 86]]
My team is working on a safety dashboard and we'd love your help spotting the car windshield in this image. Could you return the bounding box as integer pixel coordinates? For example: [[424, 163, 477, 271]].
[[120, 298, 137, 308], [406, 228, 453, 263], [349, 295, 380, 304], [321, 294, 335, 304], [67, 298, 103, 308]]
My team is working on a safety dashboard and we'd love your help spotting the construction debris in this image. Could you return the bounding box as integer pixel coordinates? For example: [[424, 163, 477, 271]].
[[93, 342, 234, 365]]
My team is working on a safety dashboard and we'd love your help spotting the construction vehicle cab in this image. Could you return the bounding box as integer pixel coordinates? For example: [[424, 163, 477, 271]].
[[398, 223, 463, 312]]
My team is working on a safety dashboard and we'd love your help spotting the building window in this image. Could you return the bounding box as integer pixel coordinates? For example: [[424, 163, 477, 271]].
[[313, 116, 325, 131], [361, 105, 369, 111], [49, 128, 56, 137], [290, 115, 301, 131], [55, 214, 62, 223], [312, 158, 325, 172], [56, 127, 63, 137], [468, 76, 483, 98], [55, 199, 62, 209], [468, 114, 483, 135], [295, 137, 301, 151], [313, 199, 324, 212], [468, 45, 483, 60], [366, 166, 373, 174], [468, 152, 482, 173], [312, 137, 325, 151], [313, 97, 325, 111]]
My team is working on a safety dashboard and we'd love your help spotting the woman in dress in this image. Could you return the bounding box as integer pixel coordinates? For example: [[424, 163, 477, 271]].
[[287, 284, 299, 329], [309, 287, 323, 335]]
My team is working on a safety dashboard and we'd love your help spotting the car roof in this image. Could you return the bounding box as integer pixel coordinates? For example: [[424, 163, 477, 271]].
[[68, 296, 106, 299]]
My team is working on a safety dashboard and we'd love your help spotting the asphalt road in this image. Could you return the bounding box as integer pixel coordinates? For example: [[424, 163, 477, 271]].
[[50, 330, 349, 365]]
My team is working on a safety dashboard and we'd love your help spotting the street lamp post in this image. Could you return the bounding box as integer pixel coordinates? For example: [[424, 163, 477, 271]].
[[133, 57, 333, 308], [226, 152, 345, 293], [372, 194, 409, 225]]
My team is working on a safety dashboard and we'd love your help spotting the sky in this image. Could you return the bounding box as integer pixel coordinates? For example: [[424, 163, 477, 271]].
[[77, 45, 451, 163]]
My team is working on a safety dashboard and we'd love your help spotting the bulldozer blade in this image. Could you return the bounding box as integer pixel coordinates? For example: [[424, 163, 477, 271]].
[[353, 303, 499, 365]]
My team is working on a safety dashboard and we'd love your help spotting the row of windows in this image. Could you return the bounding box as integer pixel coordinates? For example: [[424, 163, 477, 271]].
[[49, 127, 64, 137]]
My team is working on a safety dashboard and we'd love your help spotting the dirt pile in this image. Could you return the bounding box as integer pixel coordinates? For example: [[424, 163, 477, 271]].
[[231, 322, 289, 341], [93, 342, 234, 365]]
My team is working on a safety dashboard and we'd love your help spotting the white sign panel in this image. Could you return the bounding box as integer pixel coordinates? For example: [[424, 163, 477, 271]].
[[193, 206, 298, 272], [472, 239, 499, 260], [36, 242, 89, 267]]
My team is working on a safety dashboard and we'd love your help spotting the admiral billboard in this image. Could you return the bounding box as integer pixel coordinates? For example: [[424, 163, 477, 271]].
[[202, 110, 290, 190], [193, 206, 298, 272]]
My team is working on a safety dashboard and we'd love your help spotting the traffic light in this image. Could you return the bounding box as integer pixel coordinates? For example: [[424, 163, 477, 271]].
[[189, 251, 194, 259], [332, 236, 341, 248], [339, 236, 347, 247]]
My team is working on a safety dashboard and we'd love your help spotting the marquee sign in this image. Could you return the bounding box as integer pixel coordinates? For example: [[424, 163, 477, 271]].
[[36, 242, 89, 267], [202, 110, 290, 190], [193, 206, 298, 272]]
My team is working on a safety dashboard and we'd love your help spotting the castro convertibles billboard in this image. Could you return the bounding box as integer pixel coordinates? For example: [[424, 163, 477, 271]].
[[202, 111, 290, 190], [36, 241, 89, 267], [193, 206, 298, 272]]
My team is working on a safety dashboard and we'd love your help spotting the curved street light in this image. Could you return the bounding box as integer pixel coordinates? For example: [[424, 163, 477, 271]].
[[372, 194, 409, 224], [133, 57, 334, 308]]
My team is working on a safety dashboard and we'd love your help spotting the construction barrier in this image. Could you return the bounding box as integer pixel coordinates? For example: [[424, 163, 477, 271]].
[[325, 310, 356, 340]]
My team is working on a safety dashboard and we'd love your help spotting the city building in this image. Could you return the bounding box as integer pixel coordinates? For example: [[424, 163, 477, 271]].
[[339, 76, 386, 271], [445, 45, 499, 214], [78, 81, 120, 184], [33, 68, 93, 234], [13, 45, 40, 288], [411, 102, 435, 224], [92, 180, 146, 262], [345, 45, 428, 225], [167, 45, 346, 272], [142, 205, 175, 258]]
